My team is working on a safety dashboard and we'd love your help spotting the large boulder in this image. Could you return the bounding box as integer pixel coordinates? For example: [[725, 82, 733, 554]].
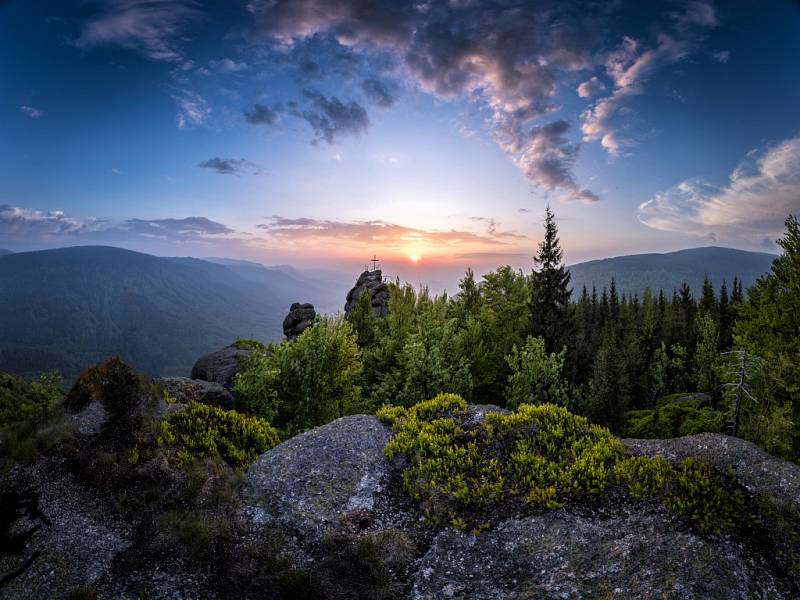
[[282, 302, 316, 340], [240, 415, 391, 539], [191, 345, 253, 389], [412, 511, 791, 599], [158, 377, 235, 410], [344, 270, 390, 317]]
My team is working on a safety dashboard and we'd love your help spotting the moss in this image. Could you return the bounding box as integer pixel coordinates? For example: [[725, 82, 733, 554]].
[[159, 402, 280, 470], [232, 339, 265, 351]]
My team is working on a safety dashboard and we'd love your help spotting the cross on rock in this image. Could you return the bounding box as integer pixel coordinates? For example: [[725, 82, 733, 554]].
[[371, 254, 380, 271]]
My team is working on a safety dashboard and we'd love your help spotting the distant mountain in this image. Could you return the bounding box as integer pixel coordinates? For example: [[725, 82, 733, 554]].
[[0, 249, 12, 256], [0, 246, 300, 380], [568, 247, 775, 298]]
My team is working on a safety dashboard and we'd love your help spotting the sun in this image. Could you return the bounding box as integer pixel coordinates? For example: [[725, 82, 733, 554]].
[[409, 252, 421, 263]]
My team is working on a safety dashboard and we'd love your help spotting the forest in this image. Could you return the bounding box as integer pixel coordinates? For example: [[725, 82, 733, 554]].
[[235, 209, 800, 462]]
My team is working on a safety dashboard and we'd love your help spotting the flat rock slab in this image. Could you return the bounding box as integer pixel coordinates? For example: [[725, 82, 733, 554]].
[[412, 511, 790, 599], [241, 415, 391, 539], [158, 377, 236, 410], [624, 433, 800, 506]]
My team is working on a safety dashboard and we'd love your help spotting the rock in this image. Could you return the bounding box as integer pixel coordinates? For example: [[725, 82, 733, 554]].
[[282, 302, 316, 340], [191, 345, 253, 388], [0, 460, 132, 599], [344, 270, 390, 317], [623, 433, 800, 505], [412, 511, 791, 599], [240, 415, 391, 539], [158, 377, 235, 410], [71, 399, 109, 436]]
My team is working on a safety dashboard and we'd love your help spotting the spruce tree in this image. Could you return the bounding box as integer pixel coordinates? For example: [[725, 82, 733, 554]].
[[531, 206, 572, 353]]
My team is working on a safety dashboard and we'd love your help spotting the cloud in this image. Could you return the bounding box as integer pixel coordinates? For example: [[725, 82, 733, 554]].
[[576, 77, 606, 99], [248, 0, 602, 194], [713, 50, 730, 63], [638, 135, 800, 242], [258, 215, 526, 250], [581, 33, 691, 155], [672, 1, 718, 30], [209, 57, 249, 73], [197, 157, 263, 175], [244, 103, 279, 125], [74, 0, 201, 62], [295, 90, 369, 144], [0, 205, 102, 238], [19, 105, 43, 118], [117, 217, 234, 239], [172, 89, 210, 128], [361, 77, 397, 108]]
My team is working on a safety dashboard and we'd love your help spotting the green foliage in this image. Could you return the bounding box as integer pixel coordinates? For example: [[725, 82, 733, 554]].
[[693, 313, 720, 397], [624, 396, 724, 438], [0, 371, 71, 470], [384, 396, 749, 534], [235, 316, 362, 434], [505, 336, 569, 409], [663, 458, 744, 533], [65, 357, 144, 414], [382, 395, 623, 522], [159, 402, 279, 470], [160, 509, 229, 562], [231, 339, 266, 351], [735, 215, 800, 457]]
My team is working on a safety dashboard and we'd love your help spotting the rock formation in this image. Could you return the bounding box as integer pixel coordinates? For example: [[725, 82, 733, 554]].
[[282, 302, 316, 340], [157, 377, 236, 410], [344, 269, 390, 317], [190, 344, 253, 388]]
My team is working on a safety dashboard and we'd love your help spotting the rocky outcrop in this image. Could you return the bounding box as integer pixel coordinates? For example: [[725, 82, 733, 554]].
[[412, 510, 791, 599], [623, 433, 800, 505], [158, 377, 235, 410], [191, 345, 252, 388], [241, 415, 391, 539], [282, 302, 316, 340], [344, 270, 390, 317]]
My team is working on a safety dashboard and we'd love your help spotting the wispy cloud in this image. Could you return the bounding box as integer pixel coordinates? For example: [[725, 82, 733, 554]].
[[258, 216, 527, 252], [0, 205, 102, 238], [361, 77, 397, 108], [197, 157, 264, 175], [19, 105, 43, 118], [172, 89, 210, 128], [639, 134, 800, 243], [74, 0, 201, 63]]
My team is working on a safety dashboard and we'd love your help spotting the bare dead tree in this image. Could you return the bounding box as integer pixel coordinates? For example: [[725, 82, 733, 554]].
[[720, 350, 765, 437]]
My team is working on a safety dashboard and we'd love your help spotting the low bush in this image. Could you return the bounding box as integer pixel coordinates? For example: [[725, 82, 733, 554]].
[[381, 395, 748, 533], [64, 357, 145, 414], [625, 398, 724, 439], [159, 402, 279, 470]]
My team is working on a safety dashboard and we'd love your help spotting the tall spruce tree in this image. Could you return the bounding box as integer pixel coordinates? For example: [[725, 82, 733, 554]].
[[531, 206, 572, 353]]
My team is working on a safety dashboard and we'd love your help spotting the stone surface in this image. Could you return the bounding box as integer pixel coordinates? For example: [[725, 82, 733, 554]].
[[241, 415, 391, 539], [344, 270, 390, 317], [282, 302, 316, 340], [190, 345, 252, 388], [0, 459, 132, 599], [158, 376, 235, 409], [412, 511, 791, 599], [624, 433, 800, 505]]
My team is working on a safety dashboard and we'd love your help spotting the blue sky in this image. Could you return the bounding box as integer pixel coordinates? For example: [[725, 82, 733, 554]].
[[1, 0, 799, 286]]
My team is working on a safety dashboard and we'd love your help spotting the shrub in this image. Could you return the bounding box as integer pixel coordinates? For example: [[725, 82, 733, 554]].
[[0, 371, 70, 470], [383, 395, 747, 534], [625, 399, 724, 438], [381, 395, 623, 522], [505, 336, 568, 409], [235, 317, 362, 435], [159, 402, 279, 470], [64, 357, 144, 414], [232, 339, 266, 351]]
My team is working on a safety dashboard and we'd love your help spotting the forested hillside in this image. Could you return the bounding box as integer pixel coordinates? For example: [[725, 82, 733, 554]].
[[568, 247, 774, 298], [0, 246, 286, 379]]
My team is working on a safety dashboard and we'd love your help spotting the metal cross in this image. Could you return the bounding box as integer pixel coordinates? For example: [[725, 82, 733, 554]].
[[371, 254, 380, 271]]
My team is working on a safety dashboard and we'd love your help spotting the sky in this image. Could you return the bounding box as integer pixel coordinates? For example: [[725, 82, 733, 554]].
[[1, 0, 799, 288]]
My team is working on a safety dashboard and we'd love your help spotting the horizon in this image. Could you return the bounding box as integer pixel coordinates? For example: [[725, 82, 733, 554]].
[[2, 1, 799, 286]]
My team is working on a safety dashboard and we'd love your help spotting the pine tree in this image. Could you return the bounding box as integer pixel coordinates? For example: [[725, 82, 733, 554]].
[[718, 280, 733, 351], [531, 206, 572, 353]]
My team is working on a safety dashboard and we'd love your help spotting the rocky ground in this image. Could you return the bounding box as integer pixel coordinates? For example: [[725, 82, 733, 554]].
[[2, 360, 800, 599]]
